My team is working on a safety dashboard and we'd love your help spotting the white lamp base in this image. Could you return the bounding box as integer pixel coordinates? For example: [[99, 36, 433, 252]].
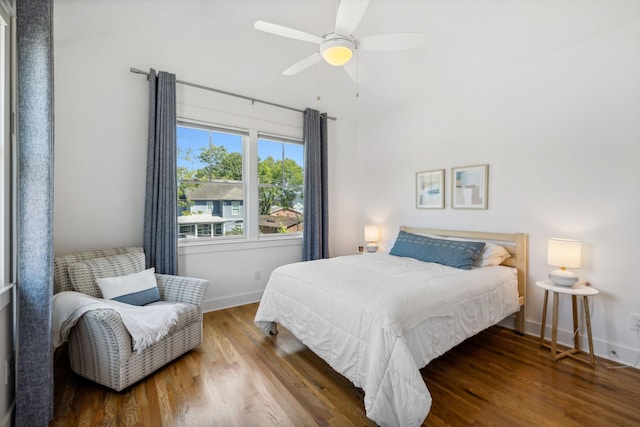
[[365, 242, 378, 253], [548, 269, 579, 287]]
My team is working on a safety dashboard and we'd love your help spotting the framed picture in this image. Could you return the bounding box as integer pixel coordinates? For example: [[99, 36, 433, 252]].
[[416, 169, 445, 209], [452, 164, 489, 209]]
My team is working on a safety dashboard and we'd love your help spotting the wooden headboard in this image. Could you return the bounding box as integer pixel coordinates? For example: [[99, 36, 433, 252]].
[[400, 226, 528, 334]]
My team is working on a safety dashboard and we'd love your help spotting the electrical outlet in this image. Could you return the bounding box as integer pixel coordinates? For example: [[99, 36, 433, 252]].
[[631, 313, 640, 331], [254, 271, 261, 281], [610, 348, 618, 358]]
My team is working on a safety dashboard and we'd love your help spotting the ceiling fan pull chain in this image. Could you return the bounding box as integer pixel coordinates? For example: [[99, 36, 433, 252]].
[[355, 47, 360, 98], [316, 60, 322, 101]]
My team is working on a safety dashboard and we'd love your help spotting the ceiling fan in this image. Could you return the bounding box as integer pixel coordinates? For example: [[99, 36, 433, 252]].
[[254, 0, 425, 82]]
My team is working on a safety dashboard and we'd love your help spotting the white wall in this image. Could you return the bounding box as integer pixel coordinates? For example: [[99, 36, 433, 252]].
[[53, 5, 360, 308], [355, 17, 640, 365]]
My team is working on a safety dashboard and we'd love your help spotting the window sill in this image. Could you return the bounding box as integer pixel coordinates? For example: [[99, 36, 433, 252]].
[[179, 236, 302, 255]]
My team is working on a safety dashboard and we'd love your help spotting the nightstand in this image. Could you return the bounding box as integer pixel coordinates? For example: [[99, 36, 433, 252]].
[[536, 280, 598, 368], [357, 248, 378, 255]]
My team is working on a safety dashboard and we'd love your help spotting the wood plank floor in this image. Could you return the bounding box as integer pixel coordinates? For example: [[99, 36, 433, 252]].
[[51, 303, 640, 426]]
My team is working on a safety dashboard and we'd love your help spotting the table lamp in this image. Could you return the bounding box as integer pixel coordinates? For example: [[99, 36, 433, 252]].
[[547, 238, 581, 286], [364, 225, 379, 253]]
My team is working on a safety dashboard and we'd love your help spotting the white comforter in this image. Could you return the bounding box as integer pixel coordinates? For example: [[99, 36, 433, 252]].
[[254, 253, 519, 427]]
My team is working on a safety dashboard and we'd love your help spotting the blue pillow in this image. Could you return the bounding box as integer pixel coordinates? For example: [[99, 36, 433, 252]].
[[389, 231, 486, 270]]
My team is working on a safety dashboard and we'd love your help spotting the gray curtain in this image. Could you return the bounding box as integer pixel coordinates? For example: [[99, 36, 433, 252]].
[[302, 108, 329, 261], [16, 0, 55, 425], [144, 69, 178, 275]]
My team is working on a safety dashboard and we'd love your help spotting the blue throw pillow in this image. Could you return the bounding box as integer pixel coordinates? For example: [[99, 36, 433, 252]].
[[389, 231, 486, 270]]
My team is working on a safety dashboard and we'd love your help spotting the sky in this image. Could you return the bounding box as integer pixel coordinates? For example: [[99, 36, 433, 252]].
[[177, 126, 303, 170]]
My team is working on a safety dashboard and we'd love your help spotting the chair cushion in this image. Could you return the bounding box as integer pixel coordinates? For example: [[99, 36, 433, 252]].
[[96, 268, 160, 306], [67, 252, 146, 298], [54, 247, 143, 294]]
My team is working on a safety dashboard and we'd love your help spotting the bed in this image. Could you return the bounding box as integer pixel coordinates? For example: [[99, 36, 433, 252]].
[[254, 227, 528, 427]]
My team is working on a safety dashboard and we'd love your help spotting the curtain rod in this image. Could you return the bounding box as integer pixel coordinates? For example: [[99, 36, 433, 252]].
[[130, 67, 336, 121]]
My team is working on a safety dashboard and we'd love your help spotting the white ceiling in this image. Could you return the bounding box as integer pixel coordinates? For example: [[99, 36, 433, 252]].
[[55, 0, 640, 121]]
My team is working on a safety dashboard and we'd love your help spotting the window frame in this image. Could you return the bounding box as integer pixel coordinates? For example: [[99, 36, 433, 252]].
[[177, 121, 248, 243], [177, 119, 304, 248], [231, 200, 240, 216], [257, 135, 305, 237], [0, 7, 15, 302]]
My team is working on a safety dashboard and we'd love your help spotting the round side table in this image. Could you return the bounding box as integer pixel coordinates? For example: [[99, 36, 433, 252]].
[[536, 280, 598, 368]]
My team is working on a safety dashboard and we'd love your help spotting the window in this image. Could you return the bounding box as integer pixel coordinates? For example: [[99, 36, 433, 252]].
[[0, 10, 14, 292], [258, 137, 304, 235], [177, 124, 245, 240], [177, 122, 304, 243]]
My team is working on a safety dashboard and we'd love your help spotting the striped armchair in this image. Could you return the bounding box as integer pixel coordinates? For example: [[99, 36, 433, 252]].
[[54, 247, 209, 391]]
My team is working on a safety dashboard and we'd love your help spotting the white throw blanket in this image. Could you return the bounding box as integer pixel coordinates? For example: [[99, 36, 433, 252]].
[[53, 291, 186, 353]]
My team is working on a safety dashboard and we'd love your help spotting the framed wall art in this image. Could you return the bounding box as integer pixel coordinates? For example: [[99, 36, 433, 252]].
[[452, 164, 488, 209], [416, 169, 445, 209]]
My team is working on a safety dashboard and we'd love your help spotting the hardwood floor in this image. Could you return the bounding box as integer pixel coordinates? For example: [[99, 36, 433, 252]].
[[52, 303, 640, 426]]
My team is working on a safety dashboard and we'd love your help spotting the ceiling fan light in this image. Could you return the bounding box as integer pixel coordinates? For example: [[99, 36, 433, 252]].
[[320, 36, 354, 66]]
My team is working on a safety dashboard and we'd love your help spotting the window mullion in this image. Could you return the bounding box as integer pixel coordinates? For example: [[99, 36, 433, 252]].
[[247, 129, 259, 240], [280, 143, 285, 188]]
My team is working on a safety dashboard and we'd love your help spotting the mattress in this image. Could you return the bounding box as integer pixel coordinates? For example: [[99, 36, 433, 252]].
[[254, 252, 519, 427]]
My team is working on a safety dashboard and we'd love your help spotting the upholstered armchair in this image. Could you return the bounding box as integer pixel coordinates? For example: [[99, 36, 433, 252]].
[[53, 247, 209, 391]]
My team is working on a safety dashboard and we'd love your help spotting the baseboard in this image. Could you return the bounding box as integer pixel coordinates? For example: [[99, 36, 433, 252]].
[[524, 319, 640, 368], [203, 291, 264, 313]]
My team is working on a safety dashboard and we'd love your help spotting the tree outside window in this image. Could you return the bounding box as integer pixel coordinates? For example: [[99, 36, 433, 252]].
[[177, 123, 304, 241], [177, 125, 245, 239], [258, 138, 304, 234]]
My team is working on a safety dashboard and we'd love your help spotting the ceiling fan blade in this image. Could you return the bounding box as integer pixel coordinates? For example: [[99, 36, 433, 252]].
[[254, 20, 323, 44], [359, 33, 425, 51], [343, 58, 369, 82], [283, 53, 322, 76], [334, 0, 370, 36]]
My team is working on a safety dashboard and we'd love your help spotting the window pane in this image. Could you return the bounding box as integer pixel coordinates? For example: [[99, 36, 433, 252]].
[[281, 187, 303, 213], [258, 139, 282, 185], [258, 137, 304, 237], [178, 124, 245, 240], [177, 126, 207, 178], [284, 143, 304, 186]]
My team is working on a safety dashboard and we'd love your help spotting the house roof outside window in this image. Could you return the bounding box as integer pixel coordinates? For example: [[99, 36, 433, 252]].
[[178, 214, 228, 225], [184, 181, 243, 201]]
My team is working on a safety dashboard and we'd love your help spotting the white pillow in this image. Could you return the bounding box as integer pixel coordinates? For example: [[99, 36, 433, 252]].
[[96, 267, 160, 306], [475, 242, 511, 267], [413, 232, 510, 267]]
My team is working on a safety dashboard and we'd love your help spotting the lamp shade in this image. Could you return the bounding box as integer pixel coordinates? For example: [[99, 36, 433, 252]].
[[547, 238, 581, 286], [364, 225, 379, 242], [547, 238, 581, 268], [320, 35, 354, 66], [364, 225, 379, 253]]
